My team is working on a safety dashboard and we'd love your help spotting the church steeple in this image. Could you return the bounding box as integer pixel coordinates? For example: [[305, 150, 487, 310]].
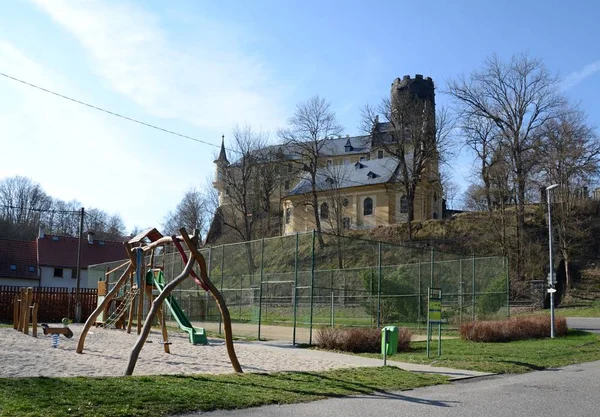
[[214, 135, 229, 164]]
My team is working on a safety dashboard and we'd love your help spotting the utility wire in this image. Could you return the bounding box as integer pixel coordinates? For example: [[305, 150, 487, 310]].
[[0, 71, 222, 150], [0, 203, 80, 215]]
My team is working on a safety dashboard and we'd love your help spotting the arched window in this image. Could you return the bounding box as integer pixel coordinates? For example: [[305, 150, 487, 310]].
[[363, 197, 373, 216], [400, 195, 408, 214], [320, 202, 329, 220], [285, 208, 291, 224]]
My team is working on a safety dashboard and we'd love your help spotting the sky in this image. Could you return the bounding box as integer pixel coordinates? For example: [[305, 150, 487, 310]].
[[1, 0, 599, 232]]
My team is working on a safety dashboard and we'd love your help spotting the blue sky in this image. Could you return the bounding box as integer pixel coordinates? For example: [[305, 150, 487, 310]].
[[1, 0, 598, 231]]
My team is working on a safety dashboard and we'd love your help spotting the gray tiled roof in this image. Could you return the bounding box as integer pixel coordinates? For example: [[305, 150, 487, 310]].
[[288, 156, 399, 196]]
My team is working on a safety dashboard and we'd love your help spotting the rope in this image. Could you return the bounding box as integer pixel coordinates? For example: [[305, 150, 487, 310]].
[[104, 287, 140, 329]]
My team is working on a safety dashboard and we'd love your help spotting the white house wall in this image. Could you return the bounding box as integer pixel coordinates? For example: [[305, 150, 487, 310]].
[[39, 266, 92, 288]]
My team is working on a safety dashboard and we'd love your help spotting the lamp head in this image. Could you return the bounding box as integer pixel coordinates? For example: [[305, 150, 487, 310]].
[[546, 184, 559, 191]]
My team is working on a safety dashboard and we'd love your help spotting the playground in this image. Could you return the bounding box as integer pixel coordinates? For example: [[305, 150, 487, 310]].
[[0, 323, 370, 378]]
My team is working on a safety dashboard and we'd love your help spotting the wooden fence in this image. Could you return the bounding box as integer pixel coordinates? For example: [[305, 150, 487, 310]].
[[0, 286, 98, 323]]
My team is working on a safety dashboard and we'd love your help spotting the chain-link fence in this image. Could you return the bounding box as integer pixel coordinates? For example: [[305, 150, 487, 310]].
[[89, 231, 508, 344]]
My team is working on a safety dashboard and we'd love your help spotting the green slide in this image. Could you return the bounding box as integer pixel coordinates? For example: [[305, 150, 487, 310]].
[[152, 272, 208, 345]]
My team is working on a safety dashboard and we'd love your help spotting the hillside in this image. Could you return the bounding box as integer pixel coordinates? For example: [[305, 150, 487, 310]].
[[206, 202, 600, 304]]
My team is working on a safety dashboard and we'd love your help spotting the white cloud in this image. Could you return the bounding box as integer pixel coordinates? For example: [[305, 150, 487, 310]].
[[32, 0, 287, 131], [0, 40, 173, 229], [563, 60, 600, 90]]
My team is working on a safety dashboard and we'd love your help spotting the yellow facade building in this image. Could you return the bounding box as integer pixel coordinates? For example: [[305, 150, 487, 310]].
[[213, 75, 443, 237]]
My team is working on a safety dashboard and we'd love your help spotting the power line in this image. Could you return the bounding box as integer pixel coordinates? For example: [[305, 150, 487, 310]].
[[0, 203, 80, 215], [0, 71, 222, 150]]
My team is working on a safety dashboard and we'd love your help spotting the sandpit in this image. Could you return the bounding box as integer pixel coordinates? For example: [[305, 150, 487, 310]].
[[0, 324, 361, 378]]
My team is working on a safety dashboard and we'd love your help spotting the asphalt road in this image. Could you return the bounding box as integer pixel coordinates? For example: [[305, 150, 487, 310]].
[[566, 317, 600, 334], [183, 361, 600, 417]]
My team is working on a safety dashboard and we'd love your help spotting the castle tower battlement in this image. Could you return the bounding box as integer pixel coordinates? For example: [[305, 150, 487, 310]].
[[391, 74, 435, 104]]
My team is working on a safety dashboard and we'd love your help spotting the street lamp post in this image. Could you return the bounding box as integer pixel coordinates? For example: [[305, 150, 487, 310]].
[[546, 184, 559, 339]]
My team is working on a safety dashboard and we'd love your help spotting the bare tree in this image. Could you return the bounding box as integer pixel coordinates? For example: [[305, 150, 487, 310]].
[[538, 107, 600, 290], [278, 96, 343, 247], [220, 125, 268, 242], [447, 53, 566, 280], [256, 147, 285, 236], [0, 176, 52, 239], [44, 199, 81, 237], [440, 169, 460, 210], [320, 165, 351, 237], [361, 90, 450, 241], [163, 187, 209, 242]]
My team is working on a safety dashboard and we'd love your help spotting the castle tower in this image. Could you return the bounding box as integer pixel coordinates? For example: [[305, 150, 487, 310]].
[[390, 75, 442, 219], [390, 74, 435, 125], [213, 135, 229, 205]]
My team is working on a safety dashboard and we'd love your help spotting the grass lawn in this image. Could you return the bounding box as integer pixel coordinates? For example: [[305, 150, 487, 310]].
[[0, 367, 446, 417], [555, 304, 600, 318], [359, 329, 600, 374]]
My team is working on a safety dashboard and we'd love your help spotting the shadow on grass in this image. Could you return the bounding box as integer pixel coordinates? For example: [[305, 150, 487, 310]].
[[174, 371, 453, 408]]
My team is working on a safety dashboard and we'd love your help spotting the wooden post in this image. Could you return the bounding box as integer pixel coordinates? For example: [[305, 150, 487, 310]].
[[32, 303, 39, 337], [137, 249, 146, 335], [23, 287, 33, 335], [125, 257, 196, 375], [159, 305, 170, 354], [13, 295, 19, 330], [179, 228, 243, 373], [19, 288, 27, 332], [77, 264, 133, 353], [144, 272, 170, 354], [127, 271, 135, 334]]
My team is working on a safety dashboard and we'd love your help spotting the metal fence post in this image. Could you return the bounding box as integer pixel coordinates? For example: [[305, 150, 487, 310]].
[[293, 233, 299, 346], [418, 261, 422, 330], [377, 241, 382, 328], [472, 255, 476, 321], [330, 270, 334, 328], [459, 259, 463, 325], [430, 248, 435, 289], [208, 247, 213, 323], [505, 256, 510, 317], [258, 238, 265, 341], [309, 230, 315, 345], [218, 245, 224, 334]]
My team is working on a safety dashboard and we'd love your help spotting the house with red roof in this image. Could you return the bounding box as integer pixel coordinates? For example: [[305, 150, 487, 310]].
[[0, 227, 126, 288], [0, 239, 39, 286]]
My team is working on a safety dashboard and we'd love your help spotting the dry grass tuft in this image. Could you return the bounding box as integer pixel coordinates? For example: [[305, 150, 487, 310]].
[[315, 327, 412, 353], [460, 315, 568, 342]]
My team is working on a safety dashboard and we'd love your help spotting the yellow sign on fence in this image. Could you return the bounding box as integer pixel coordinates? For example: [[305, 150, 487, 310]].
[[429, 300, 442, 323]]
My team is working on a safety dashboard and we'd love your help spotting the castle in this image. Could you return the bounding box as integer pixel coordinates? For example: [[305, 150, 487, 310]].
[[213, 75, 443, 238]]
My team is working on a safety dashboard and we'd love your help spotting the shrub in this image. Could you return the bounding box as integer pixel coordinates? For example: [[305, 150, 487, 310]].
[[315, 327, 412, 353], [360, 267, 420, 323], [477, 273, 508, 317], [460, 316, 568, 342]]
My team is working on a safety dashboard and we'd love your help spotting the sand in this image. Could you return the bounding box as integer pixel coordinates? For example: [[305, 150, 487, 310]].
[[0, 324, 361, 378]]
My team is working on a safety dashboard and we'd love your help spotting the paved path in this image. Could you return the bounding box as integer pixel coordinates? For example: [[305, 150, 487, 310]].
[[566, 317, 600, 334], [181, 361, 600, 417], [239, 340, 491, 380]]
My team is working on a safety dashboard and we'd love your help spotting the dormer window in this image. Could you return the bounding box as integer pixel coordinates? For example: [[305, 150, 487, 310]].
[[344, 138, 354, 152], [377, 150, 384, 159], [367, 171, 379, 179], [354, 162, 366, 169]]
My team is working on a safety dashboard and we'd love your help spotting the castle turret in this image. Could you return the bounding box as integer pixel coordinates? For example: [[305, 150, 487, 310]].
[[213, 135, 229, 205]]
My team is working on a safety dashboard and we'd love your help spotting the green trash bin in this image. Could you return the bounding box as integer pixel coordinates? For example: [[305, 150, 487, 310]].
[[381, 326, 399, 356]]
